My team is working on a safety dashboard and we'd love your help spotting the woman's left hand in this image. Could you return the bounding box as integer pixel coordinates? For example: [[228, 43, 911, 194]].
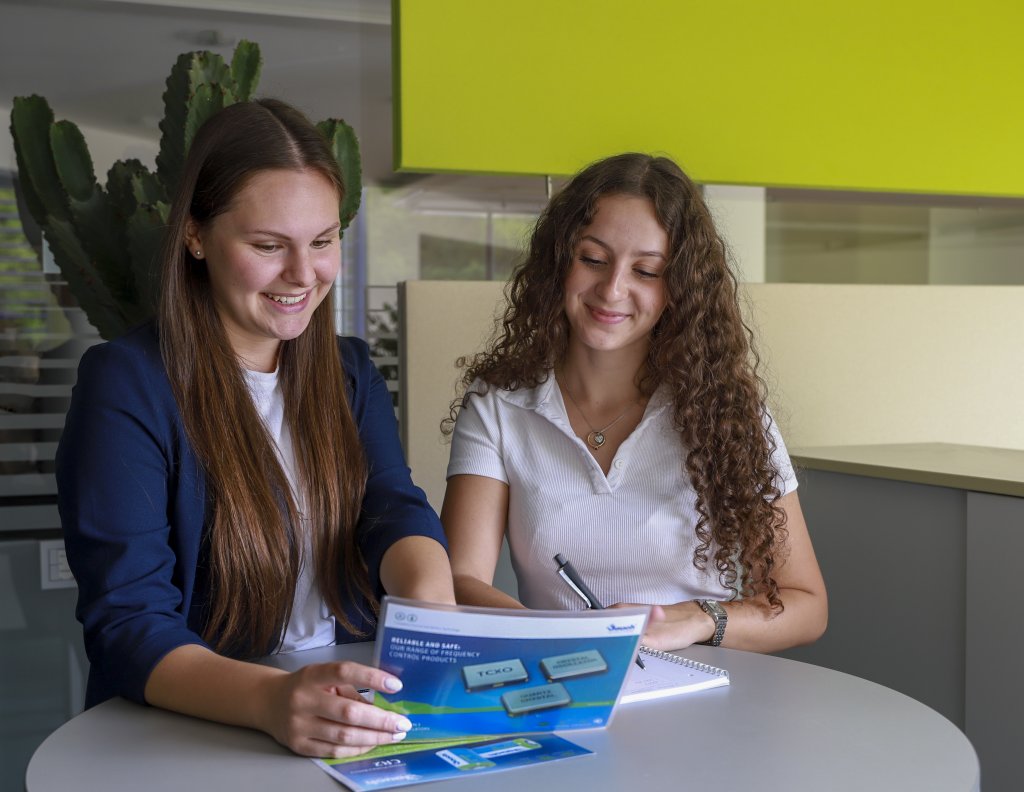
[[610, 602, 714, 651], [610, 493, 829, 654]]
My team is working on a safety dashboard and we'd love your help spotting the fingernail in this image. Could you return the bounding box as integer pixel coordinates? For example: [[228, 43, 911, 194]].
[[395, 717, 413, 732], [392, 731, 407, 742], [384, 677, 403, 692]]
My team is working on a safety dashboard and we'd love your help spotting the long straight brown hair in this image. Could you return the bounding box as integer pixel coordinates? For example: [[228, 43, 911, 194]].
[[158, 99, 373, 656]]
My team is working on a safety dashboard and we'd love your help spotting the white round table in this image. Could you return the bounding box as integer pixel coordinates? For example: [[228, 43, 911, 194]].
[[27, 642, 980, 791]]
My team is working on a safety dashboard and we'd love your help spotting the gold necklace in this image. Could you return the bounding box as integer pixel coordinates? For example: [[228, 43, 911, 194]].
[[560, 382, 638, 450]]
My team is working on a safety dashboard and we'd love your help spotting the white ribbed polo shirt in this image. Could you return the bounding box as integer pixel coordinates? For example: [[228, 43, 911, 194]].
[[447, 375, 797, 610]]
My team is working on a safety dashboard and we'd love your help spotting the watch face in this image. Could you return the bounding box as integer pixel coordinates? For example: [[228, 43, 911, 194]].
[[704, 601, 727, 620], [698, 601, 726, 646]]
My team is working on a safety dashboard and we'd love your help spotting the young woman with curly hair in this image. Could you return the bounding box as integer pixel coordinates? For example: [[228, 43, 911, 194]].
[[441, 153, 826, 652]]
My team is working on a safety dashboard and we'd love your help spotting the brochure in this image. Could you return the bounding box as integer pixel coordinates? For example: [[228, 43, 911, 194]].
[[315, 734, 592, 791], [370, 597, 649, 741]]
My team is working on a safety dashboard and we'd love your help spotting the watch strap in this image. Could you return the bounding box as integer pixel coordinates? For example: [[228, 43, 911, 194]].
[[697, 599, 727, 647]]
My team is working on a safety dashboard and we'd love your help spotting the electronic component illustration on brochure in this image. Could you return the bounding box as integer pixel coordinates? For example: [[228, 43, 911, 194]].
[[370, 596, 649, 742]]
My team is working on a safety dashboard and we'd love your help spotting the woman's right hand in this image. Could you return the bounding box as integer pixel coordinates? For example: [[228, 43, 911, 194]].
[[258, 661, 413, 758]]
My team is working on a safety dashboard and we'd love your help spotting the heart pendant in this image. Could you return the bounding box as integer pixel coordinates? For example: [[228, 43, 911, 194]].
[[587, 431, 606, 449]]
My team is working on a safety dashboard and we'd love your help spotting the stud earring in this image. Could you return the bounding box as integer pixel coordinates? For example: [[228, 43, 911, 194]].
[[194, 250, 202, 258]]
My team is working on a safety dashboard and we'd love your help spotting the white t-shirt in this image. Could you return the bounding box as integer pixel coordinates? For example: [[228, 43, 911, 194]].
[[243, 368, 336, 653], [446, 375, 798, 610]]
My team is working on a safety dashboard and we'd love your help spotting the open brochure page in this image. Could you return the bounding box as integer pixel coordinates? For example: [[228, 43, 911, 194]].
[[371, 597, 648, 741], [314, 734, 592, 791]]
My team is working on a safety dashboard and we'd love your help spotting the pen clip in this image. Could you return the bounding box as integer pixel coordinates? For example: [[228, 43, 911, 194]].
[[557, 567, 593, 608]]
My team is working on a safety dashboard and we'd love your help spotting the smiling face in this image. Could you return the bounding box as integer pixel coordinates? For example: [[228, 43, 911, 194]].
[[562, 193, 670, 363], [185, 168, 341, 371]]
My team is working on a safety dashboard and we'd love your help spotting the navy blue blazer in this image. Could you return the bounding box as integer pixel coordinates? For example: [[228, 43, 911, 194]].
[[56, 324, 445, 708]]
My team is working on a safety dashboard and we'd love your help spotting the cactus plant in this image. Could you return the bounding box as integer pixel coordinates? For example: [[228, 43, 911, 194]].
[[9, 40, 362, 340]]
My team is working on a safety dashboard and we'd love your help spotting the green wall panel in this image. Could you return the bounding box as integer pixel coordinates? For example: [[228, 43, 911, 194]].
[[394, 0, 1024, 196]]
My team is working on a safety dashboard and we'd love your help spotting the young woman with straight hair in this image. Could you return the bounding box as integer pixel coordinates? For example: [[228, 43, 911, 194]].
[[57, 98, 454, 757]]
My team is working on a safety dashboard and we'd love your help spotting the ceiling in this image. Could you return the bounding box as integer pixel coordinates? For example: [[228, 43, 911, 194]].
[[3, 1, 1020, 227], [0, 0, 398, 181], [0, 0, 559, 213]]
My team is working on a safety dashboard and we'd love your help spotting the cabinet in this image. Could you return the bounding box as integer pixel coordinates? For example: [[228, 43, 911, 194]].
[[779, 444, 1024, 792]]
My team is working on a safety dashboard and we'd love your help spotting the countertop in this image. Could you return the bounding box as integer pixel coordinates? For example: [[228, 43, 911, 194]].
[[790, 443, 1024, 498]]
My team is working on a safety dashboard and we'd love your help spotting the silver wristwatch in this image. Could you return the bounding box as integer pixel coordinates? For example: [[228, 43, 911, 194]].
[[697, 600, 727, 646]]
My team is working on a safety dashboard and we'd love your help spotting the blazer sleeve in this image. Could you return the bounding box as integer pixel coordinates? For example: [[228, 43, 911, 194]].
[[56, 338, 208, 706], [340, 337, 448, 593]]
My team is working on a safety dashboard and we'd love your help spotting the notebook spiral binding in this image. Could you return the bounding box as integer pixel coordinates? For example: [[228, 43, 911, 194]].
[[639, 645, 730, 678]]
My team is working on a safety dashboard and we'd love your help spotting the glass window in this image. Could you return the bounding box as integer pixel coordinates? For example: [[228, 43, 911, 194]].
[[766, 189, 1024, 285]]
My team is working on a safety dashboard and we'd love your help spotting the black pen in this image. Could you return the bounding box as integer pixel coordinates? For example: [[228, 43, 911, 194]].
[[554, 553, 645, 670]]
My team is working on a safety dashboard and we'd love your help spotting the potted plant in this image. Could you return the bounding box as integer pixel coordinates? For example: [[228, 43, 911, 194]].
[[9, 40, 362, 340]]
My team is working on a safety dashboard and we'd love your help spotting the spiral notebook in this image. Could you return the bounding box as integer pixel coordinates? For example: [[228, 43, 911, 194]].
[[620, 647, 730, 703]]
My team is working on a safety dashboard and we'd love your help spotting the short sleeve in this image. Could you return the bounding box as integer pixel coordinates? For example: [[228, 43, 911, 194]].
[[446, 383, 509, 485]]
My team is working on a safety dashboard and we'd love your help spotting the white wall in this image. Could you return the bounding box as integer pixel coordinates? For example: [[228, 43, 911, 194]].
[[401, 281, 1024, 510], [744, 283, 1024, 450]]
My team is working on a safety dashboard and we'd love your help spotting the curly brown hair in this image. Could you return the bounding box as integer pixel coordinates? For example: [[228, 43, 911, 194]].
[[448, 152, 788, 611]]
